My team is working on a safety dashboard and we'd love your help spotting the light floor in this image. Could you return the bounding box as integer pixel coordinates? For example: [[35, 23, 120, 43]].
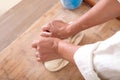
[[0, 0, 58, 51], [0, 0, 22, 16]]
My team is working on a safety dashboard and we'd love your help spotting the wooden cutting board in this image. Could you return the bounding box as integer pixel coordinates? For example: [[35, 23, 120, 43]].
[[0, 1, 120, 80], [0, 2, 89, 80]]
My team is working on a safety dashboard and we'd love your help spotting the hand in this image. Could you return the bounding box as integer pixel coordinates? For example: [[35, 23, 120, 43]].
[[40, 20, 71, 39], [32, 36, 61, 62]]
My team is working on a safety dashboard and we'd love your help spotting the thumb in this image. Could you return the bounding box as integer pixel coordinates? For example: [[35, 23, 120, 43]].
[[40, 32, 52, 37], [42, 26, 50, 32]]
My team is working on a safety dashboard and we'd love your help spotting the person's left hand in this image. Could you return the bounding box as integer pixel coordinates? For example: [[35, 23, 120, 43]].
[[40, 20, 71, 39], [32, 36, 61, 62]]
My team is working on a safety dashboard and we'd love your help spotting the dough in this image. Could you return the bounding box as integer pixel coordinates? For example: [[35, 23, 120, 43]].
[[44, 22, 84, 72], [44, 59, 69, 72], [69, 31, 84, 45]]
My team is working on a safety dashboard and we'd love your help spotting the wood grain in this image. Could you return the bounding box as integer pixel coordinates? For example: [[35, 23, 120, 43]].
[[0, 2, 120, 80], [0, 0, 58, 51], [0, 2, 90, 80]]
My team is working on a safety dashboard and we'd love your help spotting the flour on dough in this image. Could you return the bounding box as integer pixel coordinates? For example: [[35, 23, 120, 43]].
[[44, 59, 69, 72]]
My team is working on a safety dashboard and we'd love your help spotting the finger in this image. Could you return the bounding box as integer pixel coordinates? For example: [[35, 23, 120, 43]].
[[35, 52, 41, 62], [35, 51, 40, 58], [35, 50, 46, 63], [40, 32, 52, 37], [36, 57, 41, 62], [32, 40, 39, 48], [37, 58, 44, 63], [42, 26, 50, 32]]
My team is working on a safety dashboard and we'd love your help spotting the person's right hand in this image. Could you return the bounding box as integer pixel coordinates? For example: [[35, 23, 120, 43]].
[[32, 36, 61, 62], [40, 20, 72, 39]]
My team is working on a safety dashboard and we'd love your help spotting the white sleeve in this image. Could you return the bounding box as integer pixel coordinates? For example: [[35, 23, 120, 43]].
[[74, 42, 101, 80], [74, 31, 120, 80]]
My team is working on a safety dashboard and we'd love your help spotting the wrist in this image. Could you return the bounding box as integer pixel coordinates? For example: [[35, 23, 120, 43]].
[[67, 22, 83, 37], [53, 38, 61, 55], [57, 39, 80, 63]]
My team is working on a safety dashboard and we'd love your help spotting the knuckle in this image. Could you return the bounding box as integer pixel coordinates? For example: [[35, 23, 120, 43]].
[[37, 46, 41, 51], [38, 40, 42, 44], [37, 58, 41, 62]]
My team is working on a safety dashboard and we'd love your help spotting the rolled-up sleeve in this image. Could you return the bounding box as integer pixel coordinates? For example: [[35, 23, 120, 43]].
[[74, 31, 120, 80], [74, 42, 101, 80]]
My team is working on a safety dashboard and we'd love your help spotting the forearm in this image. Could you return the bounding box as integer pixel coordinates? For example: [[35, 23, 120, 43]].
[[68, 0, 120, 35], [58, 40, 79, 63]]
